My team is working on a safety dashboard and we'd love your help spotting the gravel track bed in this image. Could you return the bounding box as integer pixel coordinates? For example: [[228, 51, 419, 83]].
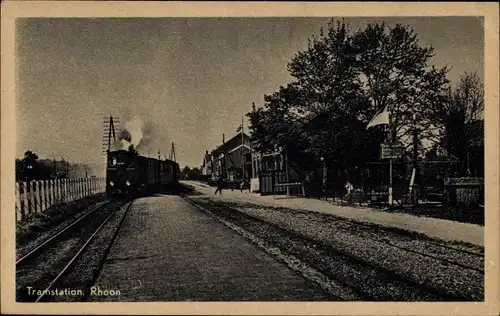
[[215, 199, 483, 253], [16, 200, 127, 302], [235, 205, 483, 271], [194, 197, 483, 301], [191, 198, 469, 301], [214, 200, 484, 270]]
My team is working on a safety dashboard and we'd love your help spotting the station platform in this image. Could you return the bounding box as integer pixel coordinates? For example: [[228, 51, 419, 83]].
[[89, 195, 331, 301]]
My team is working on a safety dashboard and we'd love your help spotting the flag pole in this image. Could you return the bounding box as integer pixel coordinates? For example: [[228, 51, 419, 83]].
[[388, 107, 393, 207]]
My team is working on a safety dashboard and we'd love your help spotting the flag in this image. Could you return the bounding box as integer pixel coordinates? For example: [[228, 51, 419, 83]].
[[236, 124, 242, 133], [366, 105, 390, 130]]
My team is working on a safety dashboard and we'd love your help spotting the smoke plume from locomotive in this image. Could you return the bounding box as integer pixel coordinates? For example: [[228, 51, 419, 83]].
[[118, 116, 144, 150]]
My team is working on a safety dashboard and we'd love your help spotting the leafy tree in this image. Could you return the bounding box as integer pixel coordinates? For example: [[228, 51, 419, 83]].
[[287, 20, 364, 118], [22, 150, 39, 166], [248, 19, 451, 182], [16, 150, 40, 181], [351, 23, 450, 153]]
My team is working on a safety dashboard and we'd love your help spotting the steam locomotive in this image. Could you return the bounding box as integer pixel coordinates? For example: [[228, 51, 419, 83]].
[[106, 149, 179, 197]]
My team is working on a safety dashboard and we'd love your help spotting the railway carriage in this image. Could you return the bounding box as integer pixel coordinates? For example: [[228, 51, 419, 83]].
[[106, 149, 179, 197]]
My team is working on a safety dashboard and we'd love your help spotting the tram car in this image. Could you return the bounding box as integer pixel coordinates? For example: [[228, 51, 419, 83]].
[[106, 149, 179, 197]]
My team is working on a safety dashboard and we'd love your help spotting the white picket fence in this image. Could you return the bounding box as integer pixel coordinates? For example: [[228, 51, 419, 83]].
[[15, 177, 106, 222]]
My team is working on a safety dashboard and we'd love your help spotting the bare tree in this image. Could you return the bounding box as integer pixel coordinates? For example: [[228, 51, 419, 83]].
[[427, 71, 484, 172]]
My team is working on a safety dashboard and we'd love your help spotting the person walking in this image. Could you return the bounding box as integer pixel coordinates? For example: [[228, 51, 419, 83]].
[[214, 176, 224, 195], [240, 179, 245, 193]]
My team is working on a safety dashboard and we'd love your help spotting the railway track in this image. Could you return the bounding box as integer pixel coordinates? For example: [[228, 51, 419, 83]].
[[16, 200, 112, 264], [16, 199, 133, 302], [183, 196, 484, 301], [208, 199, 484, 271]]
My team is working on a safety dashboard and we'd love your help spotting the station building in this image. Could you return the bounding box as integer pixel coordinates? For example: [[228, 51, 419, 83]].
[[203, 132, 252, 182]]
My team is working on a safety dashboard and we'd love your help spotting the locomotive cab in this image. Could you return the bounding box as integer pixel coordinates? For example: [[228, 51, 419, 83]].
[[106, 150, 139, 197]]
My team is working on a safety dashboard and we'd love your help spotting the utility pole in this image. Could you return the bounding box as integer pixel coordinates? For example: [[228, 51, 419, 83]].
[[170, 143, 177, 162], [222, 133, 226, 179], [158, 148, 161, 160]]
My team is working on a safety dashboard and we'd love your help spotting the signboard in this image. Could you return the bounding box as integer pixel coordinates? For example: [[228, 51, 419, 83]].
[[380, 143, 403, 159]]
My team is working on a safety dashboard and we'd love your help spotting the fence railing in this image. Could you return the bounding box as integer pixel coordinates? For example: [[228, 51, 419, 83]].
[[15, 177, 106, 222]]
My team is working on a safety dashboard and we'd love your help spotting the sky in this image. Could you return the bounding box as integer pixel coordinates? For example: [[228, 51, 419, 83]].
[[16, 17, 483, 173]]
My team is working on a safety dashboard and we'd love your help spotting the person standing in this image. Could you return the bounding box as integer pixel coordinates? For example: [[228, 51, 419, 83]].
[[215, 176, 224, 195]]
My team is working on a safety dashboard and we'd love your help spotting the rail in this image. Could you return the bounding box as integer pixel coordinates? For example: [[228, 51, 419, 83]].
[[15, 177, 106, 222]]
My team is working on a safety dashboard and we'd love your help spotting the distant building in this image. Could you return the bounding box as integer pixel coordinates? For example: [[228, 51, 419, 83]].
[[204, 132, 252, 181], [201, 150, 213, 177]]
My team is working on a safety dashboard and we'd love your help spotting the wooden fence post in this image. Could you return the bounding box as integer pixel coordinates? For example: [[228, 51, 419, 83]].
[[29, 181, 36, 216], [56, 179, 61, 203], [32, 181, 38, 214], [71, 179, 76, 202], [65, 179, 69, 202], [35, 181, 42, 214], [61, 179, 65, 203], [42, 181, 47, 211], [58, 179, 61, 202], [50, 180, 54, 208], [39, 180, 45, 212], [78, 178, 83, 199], [40, 180, 45, 212], [51, 179, 56, 207], [53, 179, 58, 204], [25, 181, 30, 217], [61, 179, 65, 202], [21, 182, 28, 220], [74, 178, 80, 201], [75, 178, 78, 200], [74, 178, 78, 201]]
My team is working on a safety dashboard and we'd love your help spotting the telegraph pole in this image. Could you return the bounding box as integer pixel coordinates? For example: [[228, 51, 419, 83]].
[[102, 115, 119, 155]]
